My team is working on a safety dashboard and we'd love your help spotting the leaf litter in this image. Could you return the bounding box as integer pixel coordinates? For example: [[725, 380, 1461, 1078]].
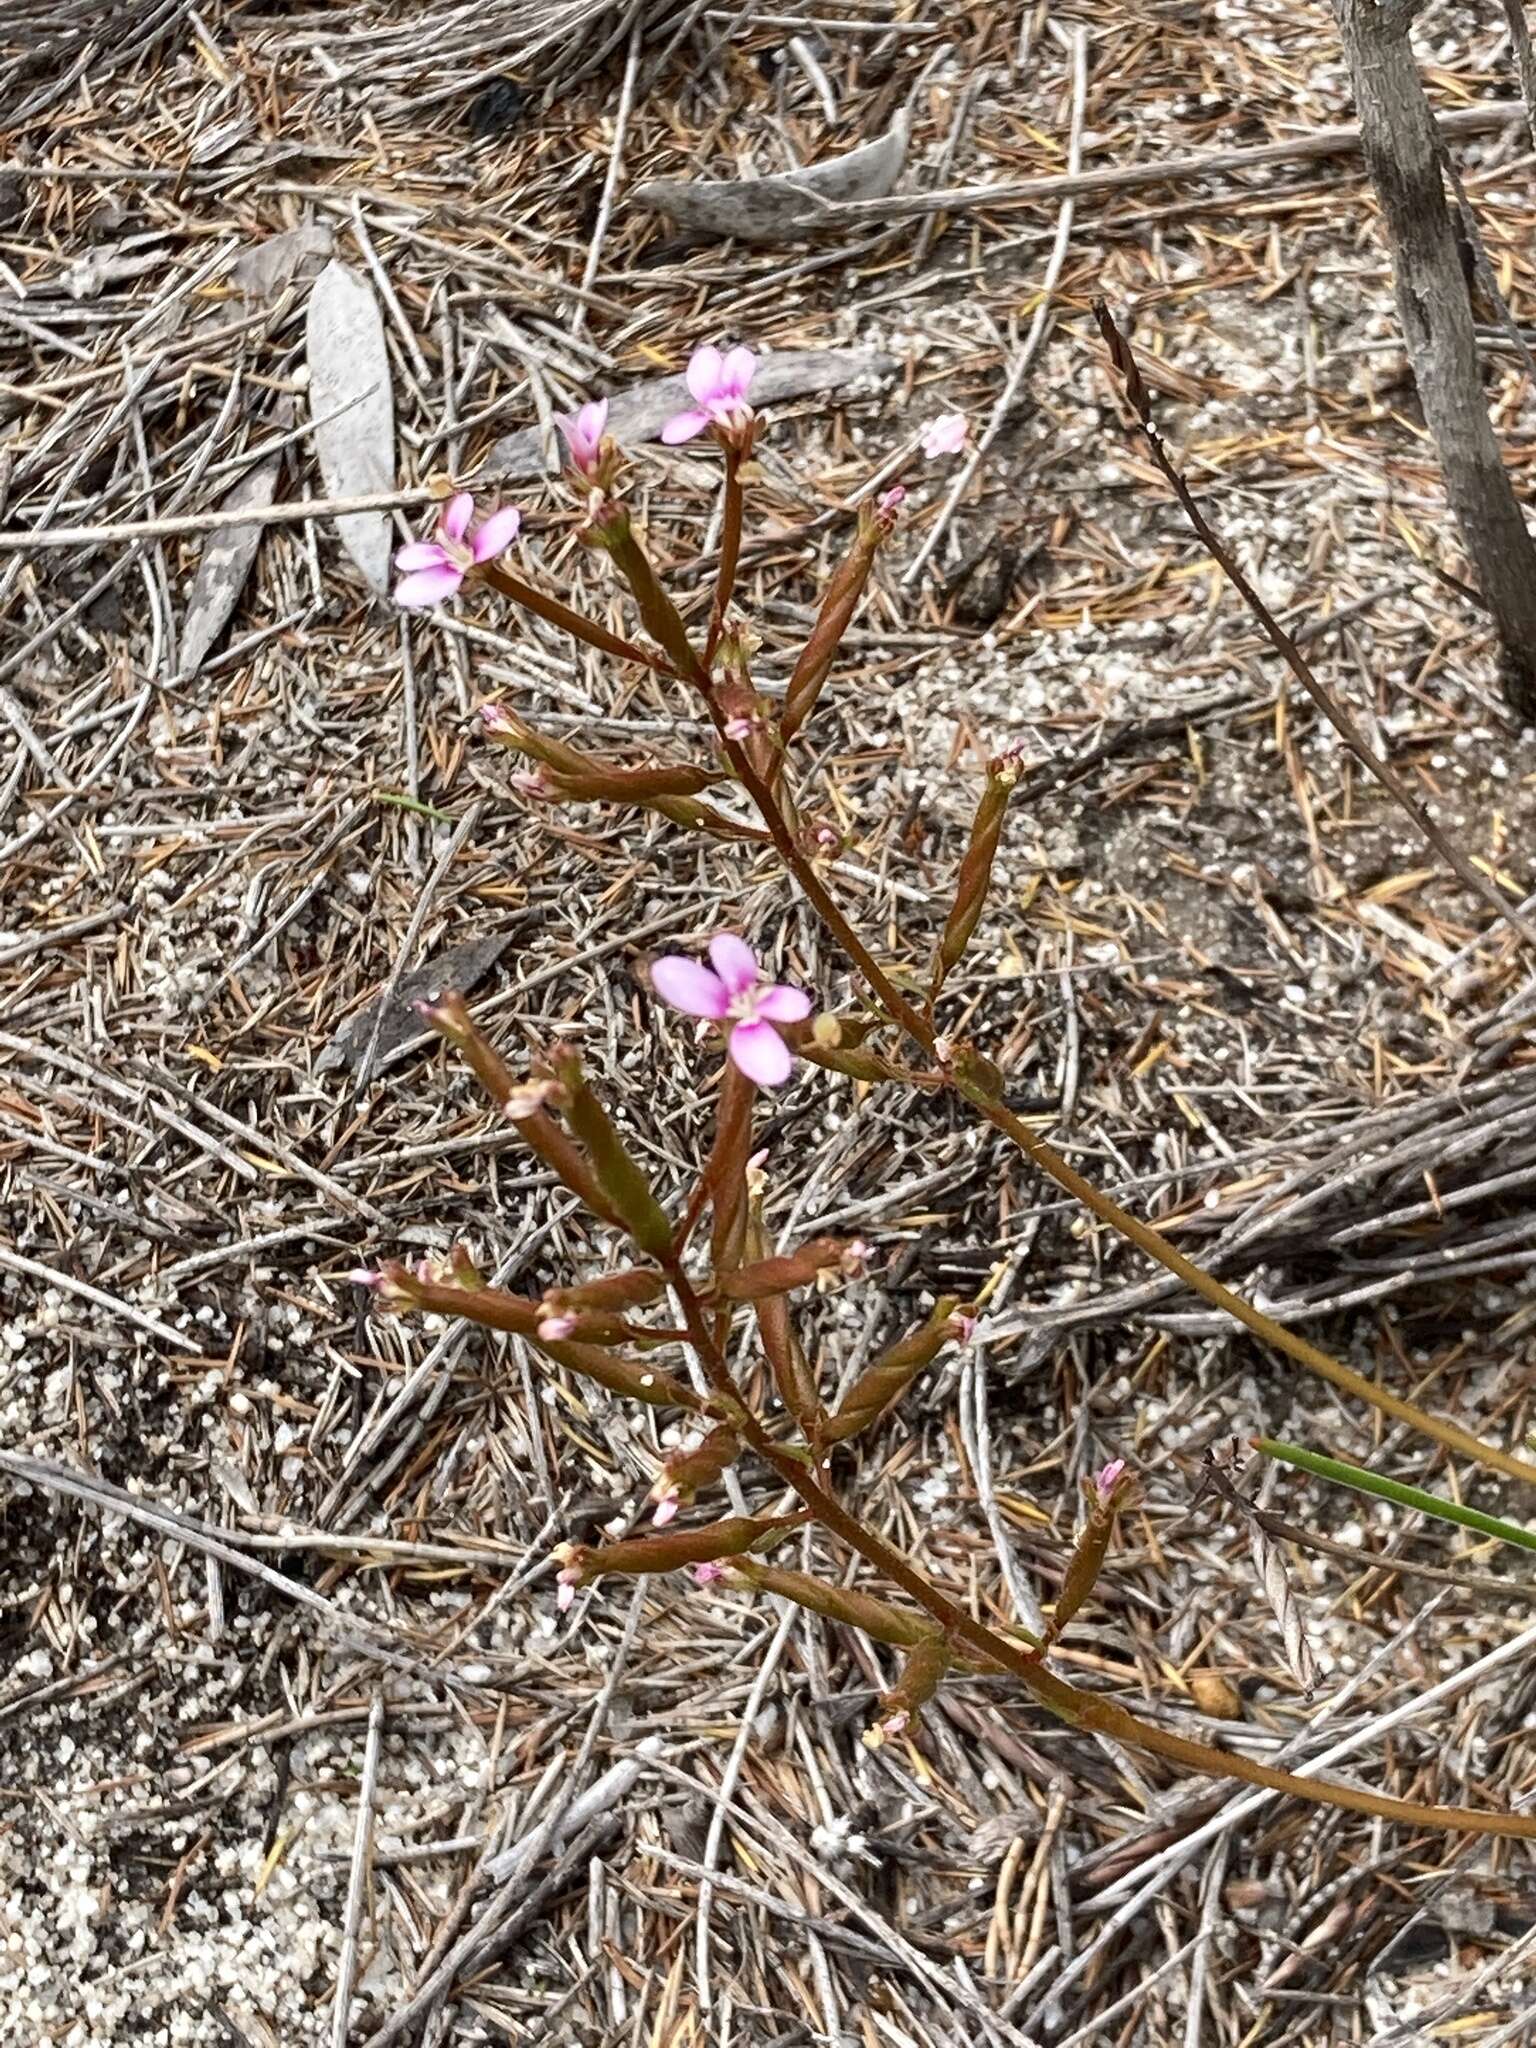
[[3, 3, 1536, 2044]]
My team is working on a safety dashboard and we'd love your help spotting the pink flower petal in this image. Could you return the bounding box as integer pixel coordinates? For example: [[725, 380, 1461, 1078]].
[[558, 398, 608, 472], [395, 562, 465, 608], [651, 956, 731, 1019], [685, 344, 724, 405], [395, 541, 449, 572], [1095, 1457, 1127, 1502], [441, 491, 475, 542], [708, 933, 758, 1000], [729, 1018, 792, 1088], [720, 345, 756, 401], [920, 413, 970, 459], [471, 505, 521, 561], [660, 407, 710, 445], [754, 983, 811, 1023]]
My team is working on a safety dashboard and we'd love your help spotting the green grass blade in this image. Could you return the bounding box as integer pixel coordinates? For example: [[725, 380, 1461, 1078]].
[[1255, 1437, 1536, 1555]]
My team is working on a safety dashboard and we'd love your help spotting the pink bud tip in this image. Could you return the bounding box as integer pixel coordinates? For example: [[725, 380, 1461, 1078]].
[[348, 1268, 379, 1289], [511, 769, 550, 800], [723, 717, 754, 741], [691, 1560, 727, 1586], [651, 1491, 680, 1527], [556, 1578, 576, 1613], [1095, 1457, 1127, 1501], [537, 1312, 578, 1341], [479, 702, 517, 735], [883, 1710, 909, 1738], [950, 1312, 978, 1345]]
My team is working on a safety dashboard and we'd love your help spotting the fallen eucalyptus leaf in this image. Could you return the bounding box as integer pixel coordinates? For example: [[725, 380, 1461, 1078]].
[[178, 440, 284, 678], [486, 347, 896, 481], [305, 258, 395, 592], [633, 114, 908, 245], [316, 931, 512, 1076], [229, 222, 334, 301]]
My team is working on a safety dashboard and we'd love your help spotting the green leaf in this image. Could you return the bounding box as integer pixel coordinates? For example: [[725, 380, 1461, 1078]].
[[1256, 1437, 1536, 1556]]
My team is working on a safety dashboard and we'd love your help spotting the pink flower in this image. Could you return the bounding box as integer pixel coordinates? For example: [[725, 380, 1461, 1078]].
[[651, 1484, 680, 1527], [552, 1543, 583, 1613], [691, 1560, 728, 1586], [1095, 1457, 1127, 1503], [920, 413, 969, 459], [558, 398, 608, 478], [661, 344, 757, 446], [538, 1311, 578, 1342], [877, 485, 907, 520], [394, 492, 522, 608], [650, 935, 812, 1089]]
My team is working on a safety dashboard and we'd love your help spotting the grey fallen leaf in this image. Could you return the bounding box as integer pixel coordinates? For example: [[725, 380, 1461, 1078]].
[[178, 440, 285, 679], [305, 258, 395, 592], [315, 932, 512, 1076], [486, 347, 897, 481], [229, 222, 334, 301], [1248, 1522, 1321, 1700], [633, 113, 908, 245]]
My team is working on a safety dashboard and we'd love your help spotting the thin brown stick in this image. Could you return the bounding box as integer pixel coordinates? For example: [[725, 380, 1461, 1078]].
[[1091, 299, 1536, 955]]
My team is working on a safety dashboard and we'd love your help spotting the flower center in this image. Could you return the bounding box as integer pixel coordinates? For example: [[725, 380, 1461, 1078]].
[[440, 532, 474, 570]]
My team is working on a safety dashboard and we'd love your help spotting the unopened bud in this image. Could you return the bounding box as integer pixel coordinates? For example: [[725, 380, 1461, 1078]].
[[504, 1078, 564, 1122]]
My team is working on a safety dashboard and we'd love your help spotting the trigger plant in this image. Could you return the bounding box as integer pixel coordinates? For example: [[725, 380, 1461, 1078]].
[[356, 337, 1536, 1847]]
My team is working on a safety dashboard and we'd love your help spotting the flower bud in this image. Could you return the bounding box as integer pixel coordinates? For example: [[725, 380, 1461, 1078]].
[[863, 1631, 950, 1749], [1045, 1462, 1136, 1651], [823, 1298, 965, 1445], [649, 1424, 740, 1525], [931, 755, 1024, 999]]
